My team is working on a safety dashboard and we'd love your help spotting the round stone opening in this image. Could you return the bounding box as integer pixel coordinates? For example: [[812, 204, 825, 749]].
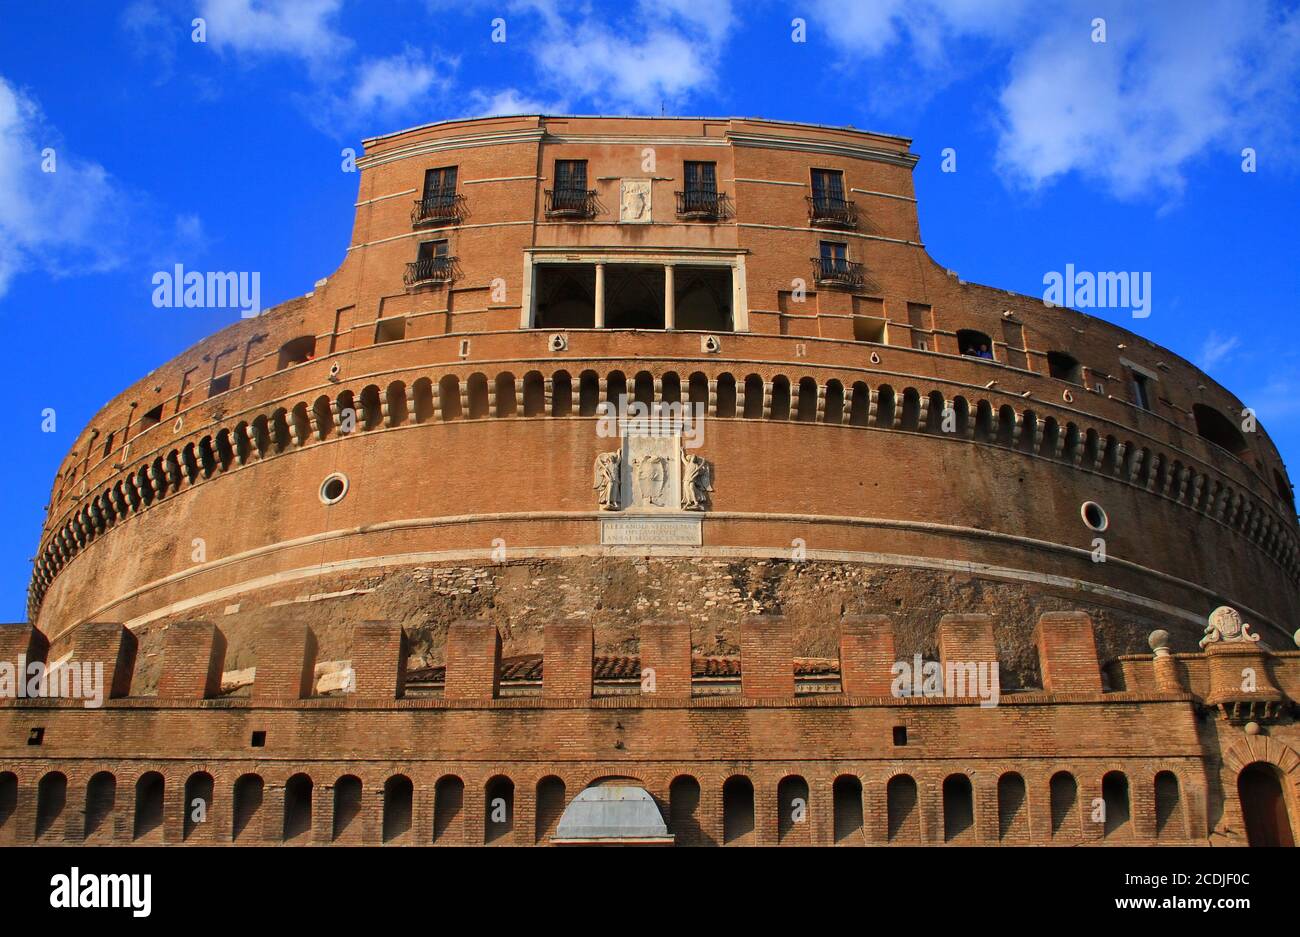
[[1081, 501, 1108, 532], [320, 473, 349, 505]]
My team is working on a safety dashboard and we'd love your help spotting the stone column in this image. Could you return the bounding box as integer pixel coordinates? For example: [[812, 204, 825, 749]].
[[594, 262, 606, 328], [663, 263, 675, 330]]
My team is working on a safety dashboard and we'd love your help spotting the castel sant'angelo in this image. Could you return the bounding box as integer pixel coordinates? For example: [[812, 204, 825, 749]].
[[2, 115, 1298, 848]]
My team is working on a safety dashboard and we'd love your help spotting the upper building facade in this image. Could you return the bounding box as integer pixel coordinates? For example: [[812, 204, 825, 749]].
[[27, 115, 1299, 670]]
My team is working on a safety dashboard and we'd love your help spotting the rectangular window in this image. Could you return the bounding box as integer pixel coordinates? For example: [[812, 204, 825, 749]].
[[1132, 371, 1152, 410], [422, 166, 457, 200], [208, 374, 231, 397], [139, 404, 164, 430], [811, 168, 845, 202], [418, 239, 449, 261], [684, 161, 717, 194], [375, 316, 407, 344], [819, 241, 846, 262], [554, 159, 587, 192]]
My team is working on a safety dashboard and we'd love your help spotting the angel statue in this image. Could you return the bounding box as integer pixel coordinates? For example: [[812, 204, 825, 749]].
[[681, 451, 713, 511], [593, 451, 622, 511]]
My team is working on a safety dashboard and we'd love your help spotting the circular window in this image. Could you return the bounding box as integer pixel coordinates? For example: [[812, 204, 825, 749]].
[[1080, 501, 1108, 532], [319, 473, 349, 505]]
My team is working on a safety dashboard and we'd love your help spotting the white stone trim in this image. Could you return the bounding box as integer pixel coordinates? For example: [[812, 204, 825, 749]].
[[354, 187, 418, 207]]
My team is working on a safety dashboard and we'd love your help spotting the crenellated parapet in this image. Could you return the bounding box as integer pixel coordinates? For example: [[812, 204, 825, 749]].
[[1, 607, 1296, 847]]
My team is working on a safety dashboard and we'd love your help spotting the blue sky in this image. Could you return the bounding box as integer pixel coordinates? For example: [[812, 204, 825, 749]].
[[1, 0, 1298, 621]]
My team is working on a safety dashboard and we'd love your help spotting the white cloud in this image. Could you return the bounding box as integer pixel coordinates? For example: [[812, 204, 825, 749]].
[[1198, 331, 1241, 371], [465, 88, 568, 118], [198, 0, 351, 65], [0, 78, 133, 300], [518, 0, 737, 113], [349, 48, 452, 115], [811, 0, 1300, 199]]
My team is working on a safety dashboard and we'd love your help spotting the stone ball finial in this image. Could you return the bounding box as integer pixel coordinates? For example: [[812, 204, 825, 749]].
[[1245, 721, 1261, 736], [1294, 628, 1300, 649], [1148, 629, 1171, 657]]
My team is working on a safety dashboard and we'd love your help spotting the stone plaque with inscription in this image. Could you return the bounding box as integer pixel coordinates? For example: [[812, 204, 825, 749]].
[[601, 514, 703, 546]]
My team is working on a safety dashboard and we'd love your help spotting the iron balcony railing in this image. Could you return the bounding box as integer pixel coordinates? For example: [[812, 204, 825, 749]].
[[675, 188, 729, 219], [545, 187, 597, 217], [411, 191, 465, 226], [807, 194, 858, 228], [812, 256, 864, 289], [404, 255, 456, 286]]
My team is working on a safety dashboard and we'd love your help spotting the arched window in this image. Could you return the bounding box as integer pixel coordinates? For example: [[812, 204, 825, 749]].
[[84, 771, 116, 840], [332, 775, 362, 843], [997, 772, 1028, 843], [1154, 771, 1182, 841], [535, 776, 566, 844], [494, 373, 518, 417], [777, 775, 810, 844], [383, 775, 414, 843], [1238, 762, 1295, 846], [133, 772, 165, 842], [578, 371, 600, 416], [957, 329, 995, 359], [875, 385, 896, 429], [1050, 771, 1078, 839], [848, 382, 869, 426], [413, 379, 434, 423], [633, 371, 654, 407], [942, 774, 974, 843], [769, 376, 792, 420], [715, 373, 737, 418], [833, 775, 864, 844], [484, 776, 514, 844], [1047, 351, 1081, 383], [1102, 771, 1131, 839], [283, 773, 313, 843], [823, 380, 845, 425], [900, 388, 921, 431], [522, 371, 546, 416], [887, 775, 919, 843], [1193, 404, 1248, 456], [277, 335, 316, 370], [433, 775, 464, 845], [795, 378, 818, 422], [436, 376, 461, 420], [232, 774, 264, 842], [466, 373, 489, 418], [551, 371, 573, 417], [386, 381, 408, 426], [0, 772, 16, 840], [183, 772, 213, 841], [36, 772, 66, 839], [742, 375, 763, 418], [669, 775, 703, 846], [722, 776, 755, 845]]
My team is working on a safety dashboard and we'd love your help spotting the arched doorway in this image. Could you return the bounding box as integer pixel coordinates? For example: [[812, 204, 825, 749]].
[[1238, 762, 1294, 847]]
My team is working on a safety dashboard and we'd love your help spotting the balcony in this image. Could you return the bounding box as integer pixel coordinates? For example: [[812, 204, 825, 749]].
[[404, 256, 456, 287], [545, 187, 598, 218], [812, 256, 864, 290], [675, 189, 730, 220], [807, 195, 858, 229], [411, 191, 465, 227]]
